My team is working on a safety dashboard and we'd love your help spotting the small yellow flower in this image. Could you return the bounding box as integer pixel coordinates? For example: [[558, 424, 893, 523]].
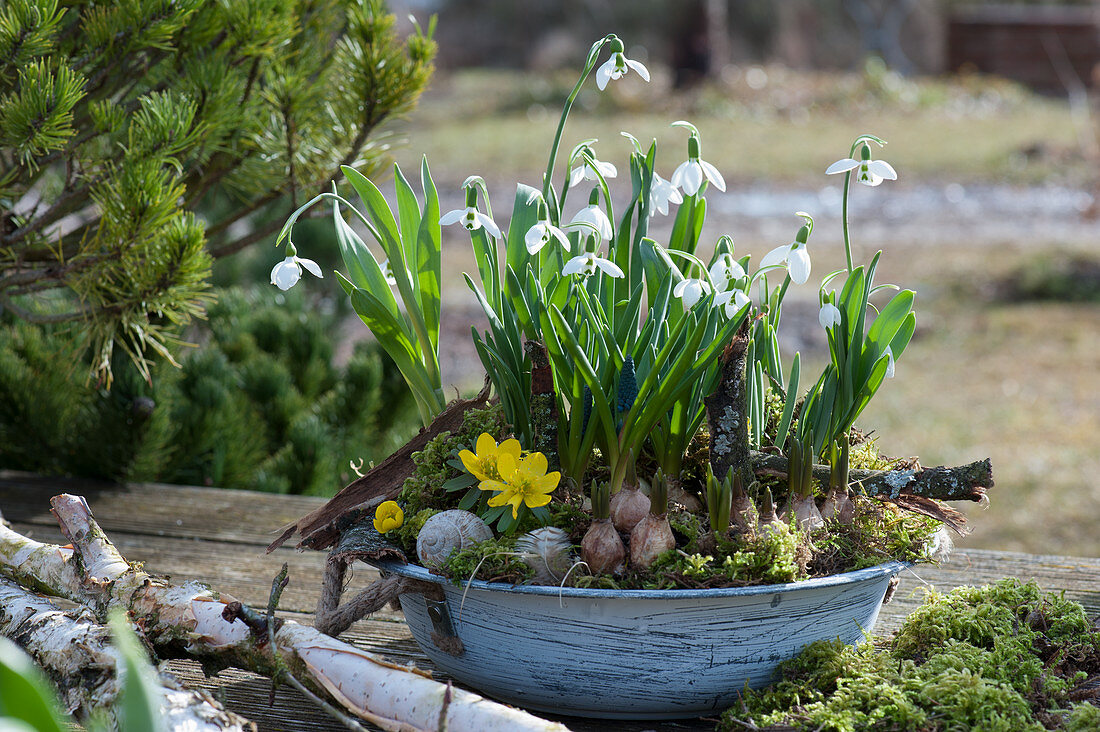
[[479, 451, 560, 519], [458, 432, 522, 482], [373, 500, 404, 534]]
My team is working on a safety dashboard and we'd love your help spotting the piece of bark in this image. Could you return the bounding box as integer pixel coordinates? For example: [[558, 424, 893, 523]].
[[0, 578, 255, 731], [750, 453, 993, 503], [525, 339, 559, 468], [0, 494, 570, 732], [268, 381, 492, 553], [704, 320, 754, 489]]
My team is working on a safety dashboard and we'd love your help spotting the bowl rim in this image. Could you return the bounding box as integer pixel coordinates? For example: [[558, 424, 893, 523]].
[[371, 558, 910, 600]]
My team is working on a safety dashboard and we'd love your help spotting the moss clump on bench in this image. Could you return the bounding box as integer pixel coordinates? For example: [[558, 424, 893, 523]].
[[721, 578, 1100, 731]]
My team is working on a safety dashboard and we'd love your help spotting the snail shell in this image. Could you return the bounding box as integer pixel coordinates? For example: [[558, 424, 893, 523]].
[[515, 527, 573, 585], [416, 510, 493, 568]]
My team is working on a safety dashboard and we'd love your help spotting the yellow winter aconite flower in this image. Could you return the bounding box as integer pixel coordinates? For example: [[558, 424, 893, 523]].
[[373, 501, 404, 534], [458, 432, 522, 482], [479, 451, 560, 519]]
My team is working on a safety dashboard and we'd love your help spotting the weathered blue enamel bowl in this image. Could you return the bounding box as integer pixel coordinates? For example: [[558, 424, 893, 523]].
[[373, 559, 906, 719]]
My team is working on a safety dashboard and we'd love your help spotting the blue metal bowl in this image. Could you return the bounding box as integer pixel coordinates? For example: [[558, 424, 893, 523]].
[[373, 559, 907, 719]]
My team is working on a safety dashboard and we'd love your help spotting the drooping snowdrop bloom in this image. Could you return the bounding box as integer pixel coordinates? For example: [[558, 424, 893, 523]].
[[569, 143, 617, 188], [562, 252, 624, 279], [270, 242, 323, 291], [440, 182, 502, 238], [760, 241, 811, 285], [673, 277, 711, 308], [671, 131, 725, 196], [380, 258, 398, 287], [826, 143, 897, 187], [525, 201, 571, 255], [714, 287, 751, 318], [819, 302, 842, 330], [566, 196, 614, 243], [595, 37, 650, 91], [760, 213, 814, 285], [649, 171, 683, 216], [709, 253, 746, 292]]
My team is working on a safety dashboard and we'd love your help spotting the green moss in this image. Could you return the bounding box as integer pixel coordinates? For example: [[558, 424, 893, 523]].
[[396, 404, 506, 518], [437, 536, 532, 584], [1066, 703, 1100, 731], [393, 507, 437, 555], [721, 579, 1100, 731], [811, 497, 942, 574]]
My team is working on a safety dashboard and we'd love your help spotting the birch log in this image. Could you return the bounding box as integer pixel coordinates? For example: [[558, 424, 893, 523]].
[[0, 578, 255, 731], [0, 495, 570, 732]]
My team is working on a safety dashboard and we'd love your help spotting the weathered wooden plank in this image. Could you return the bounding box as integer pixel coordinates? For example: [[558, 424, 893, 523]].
[[0, 471, 328, 548]]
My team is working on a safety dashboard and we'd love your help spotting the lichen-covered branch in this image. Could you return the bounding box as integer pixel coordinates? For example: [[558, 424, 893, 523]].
[[0, 494, 571, 732], [0, 578, 255, 731], [751, 453, 994, 503], [705, 321, 753, 489]]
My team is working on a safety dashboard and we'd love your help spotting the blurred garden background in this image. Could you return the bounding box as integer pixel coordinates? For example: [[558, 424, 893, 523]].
[[2, 0, 1098, 556]]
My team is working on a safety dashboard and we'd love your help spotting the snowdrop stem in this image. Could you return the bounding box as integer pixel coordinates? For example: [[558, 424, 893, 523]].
[[542, 35, 616, 222], [841, 170, 854, 272]]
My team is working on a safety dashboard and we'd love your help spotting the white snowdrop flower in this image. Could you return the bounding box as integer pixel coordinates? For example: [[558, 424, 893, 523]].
[[569, 144, 618, 188], [270, 243, 323, 291], [760, 240, 811, 285], [440, 179, 502, 238], [562, 252, 624, 279], [819, 302, 842, 330], [883, 346, 896, 378], [673, 277, 711, 308], [709, 253, 746, 292], [649, 171, 683, 216], [714, 288, 751, 318], [826, 143, 898, 187], [525, 203, 571, 255], [380, 259, 398, 287], [760, 213, 814, 285], [439, 205, 501, 239], [595, 38, 650, 91], [566, 203, 614, 242], [671, 132, 725, 196]]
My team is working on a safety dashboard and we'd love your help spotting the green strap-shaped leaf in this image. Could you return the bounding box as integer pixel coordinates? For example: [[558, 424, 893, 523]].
[[773, 352, 801, 447], [505, 183, 542, 291], [393, 163, 423, 292], [0, 639, 68, 732], [416, 157, 442, 354], [550, 305, 618, 454], [332, 200, 401, 321], [342, 164, 440, 392]]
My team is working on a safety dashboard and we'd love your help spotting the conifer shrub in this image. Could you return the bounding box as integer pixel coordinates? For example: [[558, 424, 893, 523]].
[[0, 286, 416, 494]]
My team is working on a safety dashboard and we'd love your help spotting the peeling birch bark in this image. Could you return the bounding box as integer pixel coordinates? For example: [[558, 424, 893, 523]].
[[0, 495, 571, 732], [0, 578, 255, 731]]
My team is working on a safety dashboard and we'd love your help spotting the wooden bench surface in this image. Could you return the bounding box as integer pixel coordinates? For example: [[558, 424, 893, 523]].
[[2, 472, 1098, 732]]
